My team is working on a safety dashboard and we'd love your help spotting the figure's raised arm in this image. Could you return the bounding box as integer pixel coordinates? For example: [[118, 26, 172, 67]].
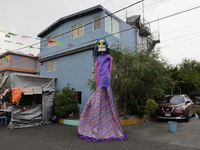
[[95, 60, 98, 89], [109, 57, 113, 75]]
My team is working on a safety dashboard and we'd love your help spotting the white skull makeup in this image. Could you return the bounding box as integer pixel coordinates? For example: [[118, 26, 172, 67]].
[[97, 39, 106, 52]]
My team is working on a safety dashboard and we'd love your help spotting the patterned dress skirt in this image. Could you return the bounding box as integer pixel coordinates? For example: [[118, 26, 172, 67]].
[[78, 87, 128, 142]]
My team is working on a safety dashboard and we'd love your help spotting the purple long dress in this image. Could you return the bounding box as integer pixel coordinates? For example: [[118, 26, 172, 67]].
[[78, 54, 128, 142]]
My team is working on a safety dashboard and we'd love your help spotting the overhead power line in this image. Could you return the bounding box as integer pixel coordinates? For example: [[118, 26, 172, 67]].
[[3, 0, 167, 55], [161, 21, 200, 36], [25, 3, 200, 59], [162, 30, 200, 42], [148, 5, 200, 24], [11, 0, 143, 52]]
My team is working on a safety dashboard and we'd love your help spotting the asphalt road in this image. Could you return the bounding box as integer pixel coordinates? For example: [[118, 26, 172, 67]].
[[0, 115, 200, 150]]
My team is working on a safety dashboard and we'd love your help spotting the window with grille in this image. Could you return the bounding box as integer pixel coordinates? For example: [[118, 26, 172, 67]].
[[105, 13, 120, 38], [93, 15, 101, 31], [46, 61, 57, 72], [71, 22, 84, 39], [47, 33, 57, 48]]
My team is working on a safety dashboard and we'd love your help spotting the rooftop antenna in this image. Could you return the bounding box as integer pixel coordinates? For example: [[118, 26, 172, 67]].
[[126, 9, 127, 21], [142, 0, 145, 24], [158, 17, 160, 40]]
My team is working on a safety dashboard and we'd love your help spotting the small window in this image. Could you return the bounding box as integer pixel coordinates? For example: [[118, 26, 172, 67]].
[[2, 73, 4, 77], [105, 13, 112, 34], [105, 13, 120, 38], [93, 15, 101, 31], [46, 61, 57, 72], [77, 91, 82, 104], [71, 22, 84, 39], [112, 17, 120, 38], [47, 33, 57, 48]]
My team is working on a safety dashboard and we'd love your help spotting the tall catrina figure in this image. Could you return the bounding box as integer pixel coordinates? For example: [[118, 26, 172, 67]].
[[78, 38, 128, 142]]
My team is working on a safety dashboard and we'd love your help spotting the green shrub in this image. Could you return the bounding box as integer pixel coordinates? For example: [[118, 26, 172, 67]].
[[194, 106, 200, 115], [128, 97, 147, 118], [54, 84, 79, 118], [146, 99, 158, 117]]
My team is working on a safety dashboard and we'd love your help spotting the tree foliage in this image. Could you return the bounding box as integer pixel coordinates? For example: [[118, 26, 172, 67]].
[[169, 59, 200, 95], [54, 84, 79, 118], [109, 42, 172, 117]]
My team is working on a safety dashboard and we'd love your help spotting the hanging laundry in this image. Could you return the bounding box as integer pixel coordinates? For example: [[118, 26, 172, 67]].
[[21, 58, 26, 60], [67, 44, 74, 47], [4, 40, 12, 43], [17, 51, 23, 54], [47, 40, 56, 43], [0, 63, 3, 65], [9, 60, 14, 62], [5, 34, 10, 38], [0, 30, 5, 33], [8, 32, 18, 36], [57, 42, 65, 46], [5, 55, 10, 59], [35, 37, 46, 41], [16, 42, 23, 45], [5, 49, 11, 51], [28, 53, 34, 56], [21, 35, 32, 38], [29, 46, 34, 48], [14, 57, 20, 60], [0, 59, 5, 61], [12, 88, 23, 102]]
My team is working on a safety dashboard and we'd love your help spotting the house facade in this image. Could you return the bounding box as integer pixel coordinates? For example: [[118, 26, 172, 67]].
[[37, 5, 159, 112], [0, 51, 39, 77]]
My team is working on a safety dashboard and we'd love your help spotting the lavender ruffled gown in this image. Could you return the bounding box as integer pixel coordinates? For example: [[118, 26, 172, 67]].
[[78, 54, 128, 142]]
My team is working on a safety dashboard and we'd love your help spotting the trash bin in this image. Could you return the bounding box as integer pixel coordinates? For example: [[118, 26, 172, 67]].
[[168, 121, 177, 132]]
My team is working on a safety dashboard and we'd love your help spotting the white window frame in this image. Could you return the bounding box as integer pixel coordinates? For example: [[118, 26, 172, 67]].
[[71, 22, 84, 39], [46, 60, 57, 72], [47, 33, 57, 48], [93, 15, 101, 31], [105, 13, 120, 38]]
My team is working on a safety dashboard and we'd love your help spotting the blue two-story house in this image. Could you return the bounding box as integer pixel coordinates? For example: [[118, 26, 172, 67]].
[[37, 5, 159, 113]]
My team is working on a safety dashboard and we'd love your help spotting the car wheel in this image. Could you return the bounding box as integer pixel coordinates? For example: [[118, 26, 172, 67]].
[[192, 109, 196, 117], [185, 110, 189, 122]]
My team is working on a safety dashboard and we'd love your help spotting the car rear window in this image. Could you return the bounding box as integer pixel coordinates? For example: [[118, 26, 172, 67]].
[[162, 96, 184, 104]]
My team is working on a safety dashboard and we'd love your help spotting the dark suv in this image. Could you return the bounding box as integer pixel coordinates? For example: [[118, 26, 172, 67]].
[[156, 95, 195, 122]]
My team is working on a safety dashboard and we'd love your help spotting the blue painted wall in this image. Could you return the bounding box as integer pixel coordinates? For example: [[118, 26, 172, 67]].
[[40, 50, 94, 112], [39, 8, 137, 112]]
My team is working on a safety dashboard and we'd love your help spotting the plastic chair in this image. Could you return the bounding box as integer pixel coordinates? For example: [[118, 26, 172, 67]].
[[0, 116, 7, 126]]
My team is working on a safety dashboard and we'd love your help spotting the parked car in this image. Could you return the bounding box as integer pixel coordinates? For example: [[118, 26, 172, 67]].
[[190, 94, 200, 105], [156, 94, 195, 122]]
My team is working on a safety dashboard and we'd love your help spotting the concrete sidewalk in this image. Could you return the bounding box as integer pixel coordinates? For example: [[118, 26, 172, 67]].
[[0, 116, 199, 150]]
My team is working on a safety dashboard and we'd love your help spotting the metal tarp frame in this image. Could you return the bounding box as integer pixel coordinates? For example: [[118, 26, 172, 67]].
[[0, 73, 55, 129]]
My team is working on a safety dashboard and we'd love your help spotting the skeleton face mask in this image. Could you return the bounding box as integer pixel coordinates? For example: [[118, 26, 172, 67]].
[[97, 39, 106, 52]]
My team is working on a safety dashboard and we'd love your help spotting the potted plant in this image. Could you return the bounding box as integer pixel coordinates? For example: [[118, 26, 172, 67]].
[[194, 106, 200, 119]]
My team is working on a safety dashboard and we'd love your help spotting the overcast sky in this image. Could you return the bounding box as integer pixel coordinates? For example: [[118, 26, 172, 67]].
[[1, 0, 200, 66]]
